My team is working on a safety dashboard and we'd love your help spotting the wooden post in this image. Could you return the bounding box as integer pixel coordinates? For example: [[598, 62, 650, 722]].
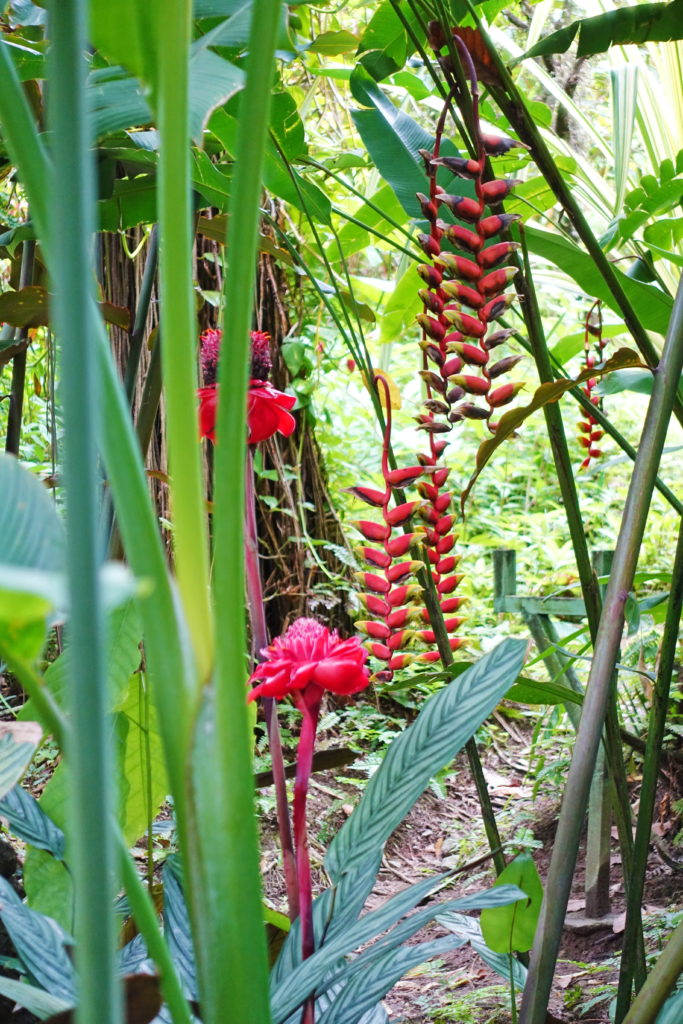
[[493, 549, 517, 613]]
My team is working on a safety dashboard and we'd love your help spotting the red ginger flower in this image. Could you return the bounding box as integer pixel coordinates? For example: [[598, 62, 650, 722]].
[[247, 618, 370, 703], [197, 328, 296, 444]]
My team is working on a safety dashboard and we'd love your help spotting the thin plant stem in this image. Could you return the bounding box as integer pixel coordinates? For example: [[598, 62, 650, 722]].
[[48, 2, 121, 1021], [622, 916, 683, 1024], [517, 229, 640, 936], [245, 447, 299, 921], [519, 273, 683, 1024], [4, 239, 35, 455], [124, 225, 159, 406], [615, 512, 683, 1021]]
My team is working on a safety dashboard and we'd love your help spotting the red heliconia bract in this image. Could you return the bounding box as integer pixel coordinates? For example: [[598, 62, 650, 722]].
[[577, 300, 608, 471]]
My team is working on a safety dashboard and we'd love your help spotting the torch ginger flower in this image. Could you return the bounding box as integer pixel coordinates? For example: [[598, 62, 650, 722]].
[[197, 327, 296, 444], [249, 619, 370, 990]]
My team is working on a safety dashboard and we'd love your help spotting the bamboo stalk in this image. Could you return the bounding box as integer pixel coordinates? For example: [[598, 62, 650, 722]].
[[615, 512, 683, 1021], [622, 916, 683, 1024], [519, 274, 683, 1024], [47, 2, 121, 1022]]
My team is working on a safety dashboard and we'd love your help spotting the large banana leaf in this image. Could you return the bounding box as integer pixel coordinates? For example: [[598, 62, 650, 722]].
[[523, 1, 683, 59]]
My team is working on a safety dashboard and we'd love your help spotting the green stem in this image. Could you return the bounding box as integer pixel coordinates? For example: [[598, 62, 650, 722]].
[[157, 0, 213, 684], [124, 226, 159, 406], [48, 2, 121, 1022], [615, 513, 683, 1021], [519, 274, 683, 1024], [622, 917, 683, 1024], [206, 3, 282, 1022], [518, 231, 639, 924]]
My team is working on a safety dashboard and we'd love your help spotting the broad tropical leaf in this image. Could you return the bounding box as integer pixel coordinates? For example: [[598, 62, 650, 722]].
[[0, 723, 42, 802], [0, 784, 65, 859], [0, 876, 76, 1002], [325, 639, 528, 882], [480, 853, 543, 953], [523, 1, 683, 60]]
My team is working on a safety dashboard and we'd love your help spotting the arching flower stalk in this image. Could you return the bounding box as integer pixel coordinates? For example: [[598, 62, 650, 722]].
[[578, 300, 607, 470], [350, 377, 465, 682]]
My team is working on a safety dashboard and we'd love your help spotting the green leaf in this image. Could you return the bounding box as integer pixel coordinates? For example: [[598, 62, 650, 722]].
[[522, 1, 683, 59], [90, 0, 160, 88], [550, 323, 625, 365], [163, 857, 198, 1000], [349, 64, 437, 217], [507, 677, 583, 707], [114, 673, 169, 846], [0, 784, 66, 859], [188, 47, 244, 144], [0, 875, 76, 1002], [598, 367, 658, 395], [480, 853, 543, 953], [461, 348, 648, 508], [437, 911, 528, 988], [0, 723, 43, 801], [656, 986, 683, 1024], [378, 263, 422, 346], [308, 30, 358, 56], [269, 90, 307, 160], [325, 638, 528, 882], [524, 226, 674, 335], [0, 976, 72, 1020], [23, 767, 73, 930], [98, 175, 158, 232], [317, 936, 463, 1024]]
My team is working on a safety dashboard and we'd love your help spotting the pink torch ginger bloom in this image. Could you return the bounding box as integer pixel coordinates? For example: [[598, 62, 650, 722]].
[[248, 618, 370, 703]]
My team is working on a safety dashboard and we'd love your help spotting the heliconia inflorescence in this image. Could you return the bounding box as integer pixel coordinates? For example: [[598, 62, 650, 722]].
[[349, 377, 465, 682], [577, 300, 607, 471]]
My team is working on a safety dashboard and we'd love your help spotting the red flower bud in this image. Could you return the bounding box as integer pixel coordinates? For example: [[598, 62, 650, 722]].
[[419, 340, 445, 366], [435, 253, 481, 281], [481, 179, 521, 202], [386, 560, 424, 584], [456, 402, 490, 420], [418, 233, 441, 258], [352, 519, 391, 542], [388, 653, 416, 671], [437, 533, 456, 554], [434, 492, 451, 512], [437, 555, 459, 574], [356, 620, 391, 639], [437, 194, 483, 222], [419, 370, 447, 394], [365, 641, 391, 660], [416, 314, 446, 342], [444, 224, 482, 253], [488, 381, 525, 407], [424, 399, 450, 415], [387, 584, 423, 607], [489, 354, 523, 378], [440, 596, 465, 614], [346, 485, 387, 508], [479, 213, 521, 238], [430, 155, 482, 177], [354, 571, 390, 594], [416, 192, 439, 220], [442, 309, 486, 339], [450, 342, 488, 367], [440, 281, 483, 309], [481, 132, 528, 155], [419, 289, 444, 315], [431, 467, 450, 487], [436, 514, 456, 535], [385, 533, 419, 558], [437, 574, 465, 594], [442, 356, 464, 377], [416, 264, 444, 288], [385, 466, 424, 488], [388, 630, 413, 651], [448, 374, 490, 395], [481, 293, 515, 324], [385, 501, 420, 526], [417, 481, 439, 502], [358, 546, 392, 569], [358, 593, 390, 617], [478, 241, 521, 270], [387, 607, 422, 629]]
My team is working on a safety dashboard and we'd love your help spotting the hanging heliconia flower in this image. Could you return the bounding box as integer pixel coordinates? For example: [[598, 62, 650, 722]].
[[349, 377, 465, 682], [577, 300, 607, 471], [415, 29, 526, 436]]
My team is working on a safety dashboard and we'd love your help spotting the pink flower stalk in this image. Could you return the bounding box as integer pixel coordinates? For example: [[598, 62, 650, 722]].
[[248, 620, 370, 988], [197, 328, 297, 445]]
